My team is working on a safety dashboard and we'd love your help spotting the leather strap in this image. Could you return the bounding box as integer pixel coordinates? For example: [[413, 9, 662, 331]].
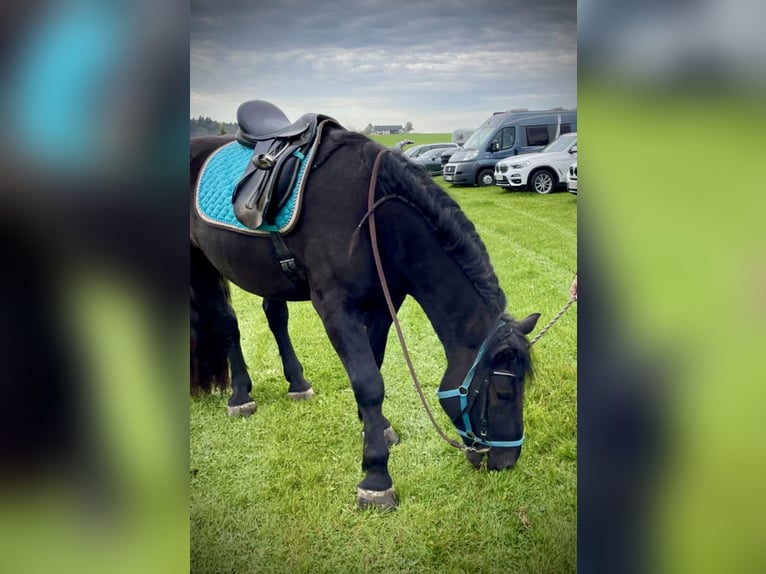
[[366, 149, 469, 451], [270, 232, 306, 284]]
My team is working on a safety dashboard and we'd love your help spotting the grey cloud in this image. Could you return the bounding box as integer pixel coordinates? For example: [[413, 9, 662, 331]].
[[192, 0, 575, 52], [191, 1, 576, 131]]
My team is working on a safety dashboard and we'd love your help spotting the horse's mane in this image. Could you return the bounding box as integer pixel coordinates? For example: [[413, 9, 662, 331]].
[[327, 130, 507, 317]]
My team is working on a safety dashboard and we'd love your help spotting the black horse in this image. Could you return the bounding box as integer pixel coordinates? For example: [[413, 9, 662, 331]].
[[190, 128, 539, 510]]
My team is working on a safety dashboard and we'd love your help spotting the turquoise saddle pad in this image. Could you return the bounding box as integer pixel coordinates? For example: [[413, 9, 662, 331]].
[[195, 140, 305, 234]]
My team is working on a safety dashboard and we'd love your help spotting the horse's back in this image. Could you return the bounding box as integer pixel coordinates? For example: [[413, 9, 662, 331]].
[[190, 135, 235, 177]]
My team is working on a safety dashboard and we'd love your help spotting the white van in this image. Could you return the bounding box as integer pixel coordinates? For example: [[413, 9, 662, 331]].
[[451, 128, 474, 145], [494, 132, 577, 194], [443, 109, 576, 186]]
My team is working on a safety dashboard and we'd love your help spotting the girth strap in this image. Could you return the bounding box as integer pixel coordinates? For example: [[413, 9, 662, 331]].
[[270, 232, 306, 284]]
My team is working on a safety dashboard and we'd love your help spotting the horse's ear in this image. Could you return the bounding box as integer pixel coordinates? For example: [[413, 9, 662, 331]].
[[517, 313, 541, 336]]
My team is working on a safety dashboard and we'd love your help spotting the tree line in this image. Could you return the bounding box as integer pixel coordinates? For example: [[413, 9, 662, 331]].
[[190, 116, 238, 137], [191, 116, 414, 137]]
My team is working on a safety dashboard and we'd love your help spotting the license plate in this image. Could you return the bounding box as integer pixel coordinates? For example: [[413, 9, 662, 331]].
[[444, 175, 453, 181]]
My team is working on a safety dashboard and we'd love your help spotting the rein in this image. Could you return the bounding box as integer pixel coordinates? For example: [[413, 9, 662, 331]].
[[366, 150, 471, 452]]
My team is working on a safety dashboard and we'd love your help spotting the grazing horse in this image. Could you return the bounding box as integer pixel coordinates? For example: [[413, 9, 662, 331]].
[[190, 126, 539, 510]]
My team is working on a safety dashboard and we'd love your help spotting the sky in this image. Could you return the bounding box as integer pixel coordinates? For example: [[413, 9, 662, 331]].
[[190, 0, 577, 133]]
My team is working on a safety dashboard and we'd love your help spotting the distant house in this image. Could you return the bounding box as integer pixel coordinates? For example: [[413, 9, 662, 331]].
[[372, 124, 404, 135]]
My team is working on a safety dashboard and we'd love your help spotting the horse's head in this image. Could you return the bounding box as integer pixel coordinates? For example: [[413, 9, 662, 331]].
[[440, 313, 539, 471]]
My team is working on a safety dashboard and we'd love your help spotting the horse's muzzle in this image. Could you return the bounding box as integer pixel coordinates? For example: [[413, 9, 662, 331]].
[[466, 447, 521, 470], [487, 447, 521, 470]]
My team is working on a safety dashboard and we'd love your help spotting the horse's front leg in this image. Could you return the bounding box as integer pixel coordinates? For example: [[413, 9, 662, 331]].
[[367, 296, 405, 369], [312, 294, 397, 511], [363, 300, 406, 446]]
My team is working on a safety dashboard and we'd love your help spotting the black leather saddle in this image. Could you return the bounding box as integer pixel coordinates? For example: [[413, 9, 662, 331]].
[[231, 100, 339, 229]]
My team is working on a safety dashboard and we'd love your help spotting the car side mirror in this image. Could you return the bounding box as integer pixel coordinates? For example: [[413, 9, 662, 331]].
[[490, 142, 500, 152], [570, 145, 577, 153]]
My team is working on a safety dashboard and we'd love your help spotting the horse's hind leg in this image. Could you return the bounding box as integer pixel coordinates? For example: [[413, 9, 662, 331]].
[[191, 246, 256, 416], [261, 298, 314, 400]]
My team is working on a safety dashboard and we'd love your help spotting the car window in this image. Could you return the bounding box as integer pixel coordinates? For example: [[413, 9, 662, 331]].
[[525, 125, 550, 147], [541, 133, 577, 153], [499, 127, 515, 150], [424, 143, 455, 154], [463, 127, 494, 150], [403, 145, 426, 158]]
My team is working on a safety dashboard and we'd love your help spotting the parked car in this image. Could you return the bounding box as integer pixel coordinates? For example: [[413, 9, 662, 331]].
[[494, 132, 577, 194], [402, 142, 459, 159], [412, 146, 456, 176], [440, 147, 459, 168], [567, 161, 577, 194]]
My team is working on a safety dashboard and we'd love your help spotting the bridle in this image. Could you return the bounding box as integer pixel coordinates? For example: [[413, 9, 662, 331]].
[[435, 318, 525, 449], [364, 149, 525, 453]]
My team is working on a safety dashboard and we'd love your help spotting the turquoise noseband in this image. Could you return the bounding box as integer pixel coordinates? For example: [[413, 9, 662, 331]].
[[436, 319, 525, 449]]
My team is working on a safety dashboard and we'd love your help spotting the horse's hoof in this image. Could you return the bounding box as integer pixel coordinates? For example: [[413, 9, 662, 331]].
[[227, 401, 257, 417], [287, 388, 315, 401], [383, 426, 400, 446], [357, 487, 398, 511]]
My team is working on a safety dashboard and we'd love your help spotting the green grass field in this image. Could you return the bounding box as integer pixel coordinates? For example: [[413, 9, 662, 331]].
[[190, 137, 577, 573], [371, 132, 452, 148]]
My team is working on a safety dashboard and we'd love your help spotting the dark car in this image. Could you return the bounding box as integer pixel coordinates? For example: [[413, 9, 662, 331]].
[[402, 142, 458, 160], [440, 147, 459, 168], [412, 146, 458, 176]]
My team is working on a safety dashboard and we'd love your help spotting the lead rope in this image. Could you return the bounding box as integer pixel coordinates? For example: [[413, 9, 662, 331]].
[[366, 149, 468, 451], [529, 295, 576, 346]]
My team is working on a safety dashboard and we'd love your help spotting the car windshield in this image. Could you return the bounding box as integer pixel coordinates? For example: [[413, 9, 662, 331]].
[[462, 127, 494, 150], [402, 145, 424, 158], [418, 147, 448, 159], [541, 133, 576, 153], [408, 144, 455, 158]]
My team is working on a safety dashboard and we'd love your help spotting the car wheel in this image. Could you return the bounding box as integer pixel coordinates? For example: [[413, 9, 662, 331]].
[[477, 169, 495, 187], [530, 169, 555, 194]]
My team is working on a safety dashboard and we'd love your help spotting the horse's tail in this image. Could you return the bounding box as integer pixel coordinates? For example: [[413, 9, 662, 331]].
[[190, 245, 230, 395]]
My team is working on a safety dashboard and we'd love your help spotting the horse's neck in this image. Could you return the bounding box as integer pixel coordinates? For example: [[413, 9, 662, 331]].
[[405, 261, 497, 386], [374, 175, 502, 387]]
